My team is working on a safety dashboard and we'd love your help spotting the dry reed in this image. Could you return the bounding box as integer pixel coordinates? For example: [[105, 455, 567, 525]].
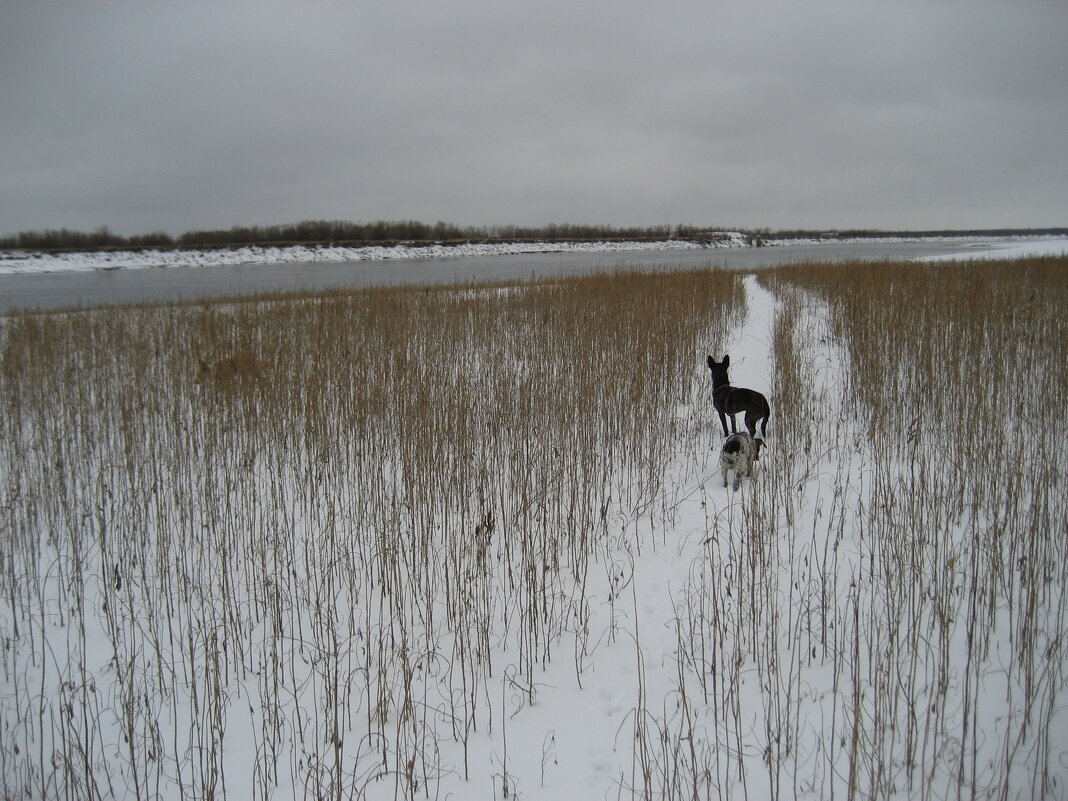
[[0, 268, 744, 800], [644, 257, 1068, 800]]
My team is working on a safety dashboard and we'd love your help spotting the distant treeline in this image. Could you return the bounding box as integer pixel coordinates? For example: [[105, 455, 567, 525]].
[[770, 227, 1068, 240], [2, 220, 1065, 251], [0, 221, 682, 251], [0, 226, 175, 251]]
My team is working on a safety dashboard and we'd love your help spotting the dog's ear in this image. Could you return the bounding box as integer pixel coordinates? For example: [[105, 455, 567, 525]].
[[723, 354, 730, 367], [706, 355, 715, 369]]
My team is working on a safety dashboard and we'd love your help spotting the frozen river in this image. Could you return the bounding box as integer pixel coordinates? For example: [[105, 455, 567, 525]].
[[0, 237, 1053, 314]]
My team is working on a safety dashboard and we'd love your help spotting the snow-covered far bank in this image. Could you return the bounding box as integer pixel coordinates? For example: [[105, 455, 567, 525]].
[[0, 238, 719, 275], [918, 236, 1068, 261], [2, 233, 1065, 275]]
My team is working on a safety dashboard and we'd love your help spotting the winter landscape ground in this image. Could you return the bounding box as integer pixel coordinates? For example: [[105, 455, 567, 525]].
[[1, 250, 1066, 800]]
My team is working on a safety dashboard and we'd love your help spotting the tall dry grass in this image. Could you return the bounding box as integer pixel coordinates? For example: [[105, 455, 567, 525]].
[[643, 257, 1068, 801], [766, 260, 1068, 797], [0, 268, 744, 800]]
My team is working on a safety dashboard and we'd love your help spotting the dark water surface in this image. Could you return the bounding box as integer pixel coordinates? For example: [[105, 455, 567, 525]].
[[0, 239, 999, 314]]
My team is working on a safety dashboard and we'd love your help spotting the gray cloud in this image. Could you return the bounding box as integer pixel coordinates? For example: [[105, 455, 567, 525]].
[[2, 1, 1066, 235]]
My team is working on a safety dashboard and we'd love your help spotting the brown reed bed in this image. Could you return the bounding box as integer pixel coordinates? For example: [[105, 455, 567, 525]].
[[7, 256, 1065, 800], [0, 267, 744, 800], [633, 257, 1067, 801]]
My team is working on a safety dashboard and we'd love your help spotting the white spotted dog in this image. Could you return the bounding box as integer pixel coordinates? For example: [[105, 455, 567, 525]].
[[720, 432, 764, 491]]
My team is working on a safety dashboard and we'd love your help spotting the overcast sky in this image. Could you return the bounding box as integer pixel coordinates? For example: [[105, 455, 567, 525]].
[[2, 2, 1066, 236]]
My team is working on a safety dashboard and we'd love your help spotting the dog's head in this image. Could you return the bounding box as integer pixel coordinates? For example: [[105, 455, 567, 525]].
[[721, 431, 758, 457], [706, 354, 730, 383]]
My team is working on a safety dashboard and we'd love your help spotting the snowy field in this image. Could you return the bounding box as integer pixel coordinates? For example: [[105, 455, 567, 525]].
[[2, 256, 1066, 800], [1, 233, 1065, 275]]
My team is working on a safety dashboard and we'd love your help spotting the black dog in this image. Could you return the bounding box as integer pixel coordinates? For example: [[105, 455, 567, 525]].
[[707, 355, 770, 439]]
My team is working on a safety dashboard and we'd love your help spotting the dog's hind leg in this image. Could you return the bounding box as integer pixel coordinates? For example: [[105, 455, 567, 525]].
[[744, 411, 758, 438]]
